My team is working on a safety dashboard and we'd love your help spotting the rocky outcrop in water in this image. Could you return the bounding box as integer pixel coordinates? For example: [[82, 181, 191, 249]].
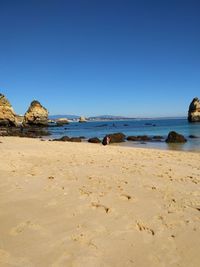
[[53, 136, 82, 142], [23, 100, 48, 126], [56, 118, 69, 126], [79, 116, 87, 123], [0, 126, 50, 137], [127, 135, 152, 141], [127, 135, 163, 142], [102, 133, 125, 145], [188, 97, 200, 122], [165, 131, 187, 143], [0, 94, 17, 126]]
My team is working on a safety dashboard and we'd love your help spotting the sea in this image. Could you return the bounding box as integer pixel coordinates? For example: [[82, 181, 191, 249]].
[[48, 118, 200, 152]]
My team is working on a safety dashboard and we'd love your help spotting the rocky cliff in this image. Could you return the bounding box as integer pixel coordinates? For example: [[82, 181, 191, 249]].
[[23, 100, 48, 126], [188, 97, 200, 122], [0, 94, 17, 126]]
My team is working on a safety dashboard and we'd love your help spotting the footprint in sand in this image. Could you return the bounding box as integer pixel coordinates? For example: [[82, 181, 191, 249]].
[[136, 222, 155, 236], [10, 221, 42, 236], [120, 194, 132, 200], [79, 187, 92, 198], [91, 202, 110, 213], [71, 232, 98, 250]]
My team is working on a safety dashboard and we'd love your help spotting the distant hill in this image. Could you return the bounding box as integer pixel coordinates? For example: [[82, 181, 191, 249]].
[[88, 115, 135, 120], [49, 115, 80, 120], [49, 114, 186, 121], [49, 114, 135, 120]]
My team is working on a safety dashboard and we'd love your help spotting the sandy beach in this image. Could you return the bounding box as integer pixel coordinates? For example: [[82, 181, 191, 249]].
[[0, 137, 200, 267]]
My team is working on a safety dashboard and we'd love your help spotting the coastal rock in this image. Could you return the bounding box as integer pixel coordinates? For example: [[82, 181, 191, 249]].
[[79, 116, 87, 123], [165, 131, 187, 143], [69, 137, 82, 142], [188, 97, 200, 122], [189, 135, 198, 139], [88, 137, 101, 143], [53, 136, 70, 141], [0, 126, 50, 138], [102, 133, 126, 145], [0, 94, 17, 126], [102, 136, 111, 145], [127, 135, 152, 141], [23, 100, 48, 126], [53, 136, 81, 142], [56, 118, 69, 126]]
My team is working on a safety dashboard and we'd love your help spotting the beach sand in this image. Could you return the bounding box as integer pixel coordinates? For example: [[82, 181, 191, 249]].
[[0, 137, 200, 267]]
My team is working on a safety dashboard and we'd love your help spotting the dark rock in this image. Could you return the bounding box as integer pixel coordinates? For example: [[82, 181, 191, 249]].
[[102, 136, 111, 146], [53, 136, 82, 142], [102, 133, 125, 145], [0, 126, 50, 138], [165, 131, 187, 143], [53, 136, 70, 141], [127, 136, 138, 141], [127, 135, 152, 141], [189, 135, 198, 139], [88, 137, 101, 143], [108, 132, 126, 143], [69, 137, 82, 142], [95, 124, 108, 128], [188, 97, 200, 122]]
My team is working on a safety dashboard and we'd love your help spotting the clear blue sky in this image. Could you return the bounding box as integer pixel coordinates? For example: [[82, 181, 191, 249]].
[[0, 0, 199, 117]]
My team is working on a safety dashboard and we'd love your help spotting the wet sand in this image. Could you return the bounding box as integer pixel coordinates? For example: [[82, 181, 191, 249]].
[[0, 137, 200, 267]]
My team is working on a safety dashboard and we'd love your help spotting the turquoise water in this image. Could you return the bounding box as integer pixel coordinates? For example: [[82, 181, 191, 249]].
[[49, 118, 200, 152]]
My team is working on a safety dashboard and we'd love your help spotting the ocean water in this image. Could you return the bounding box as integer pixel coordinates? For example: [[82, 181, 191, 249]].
[[48, 118, 200, 152]]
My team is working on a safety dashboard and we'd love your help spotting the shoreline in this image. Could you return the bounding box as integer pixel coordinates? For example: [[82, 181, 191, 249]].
[[0, 136, 200, 266], [1, 117, 200, 152], [112, 139, 200, 153], [46, 136, 200, 153], [2, 134, 200, 153]]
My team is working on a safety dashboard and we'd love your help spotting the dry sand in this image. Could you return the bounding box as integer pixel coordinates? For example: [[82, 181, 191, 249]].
[[0, 137, 200, 267]]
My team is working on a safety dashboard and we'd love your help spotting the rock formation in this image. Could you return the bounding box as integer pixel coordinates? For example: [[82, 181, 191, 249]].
[[102, 133, 126, 145], [0, 94, 17, 126], [23, 100, 48, 126], [127, 135, 152, 141], [88, 137, 101, 143], [53, 136, 70, 141], [56, 118, 69, 126], [188, 97, 200, 122], [165, 131, 187, 143], [53, 136, 82, 142], [79, 116, 87, 123]]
